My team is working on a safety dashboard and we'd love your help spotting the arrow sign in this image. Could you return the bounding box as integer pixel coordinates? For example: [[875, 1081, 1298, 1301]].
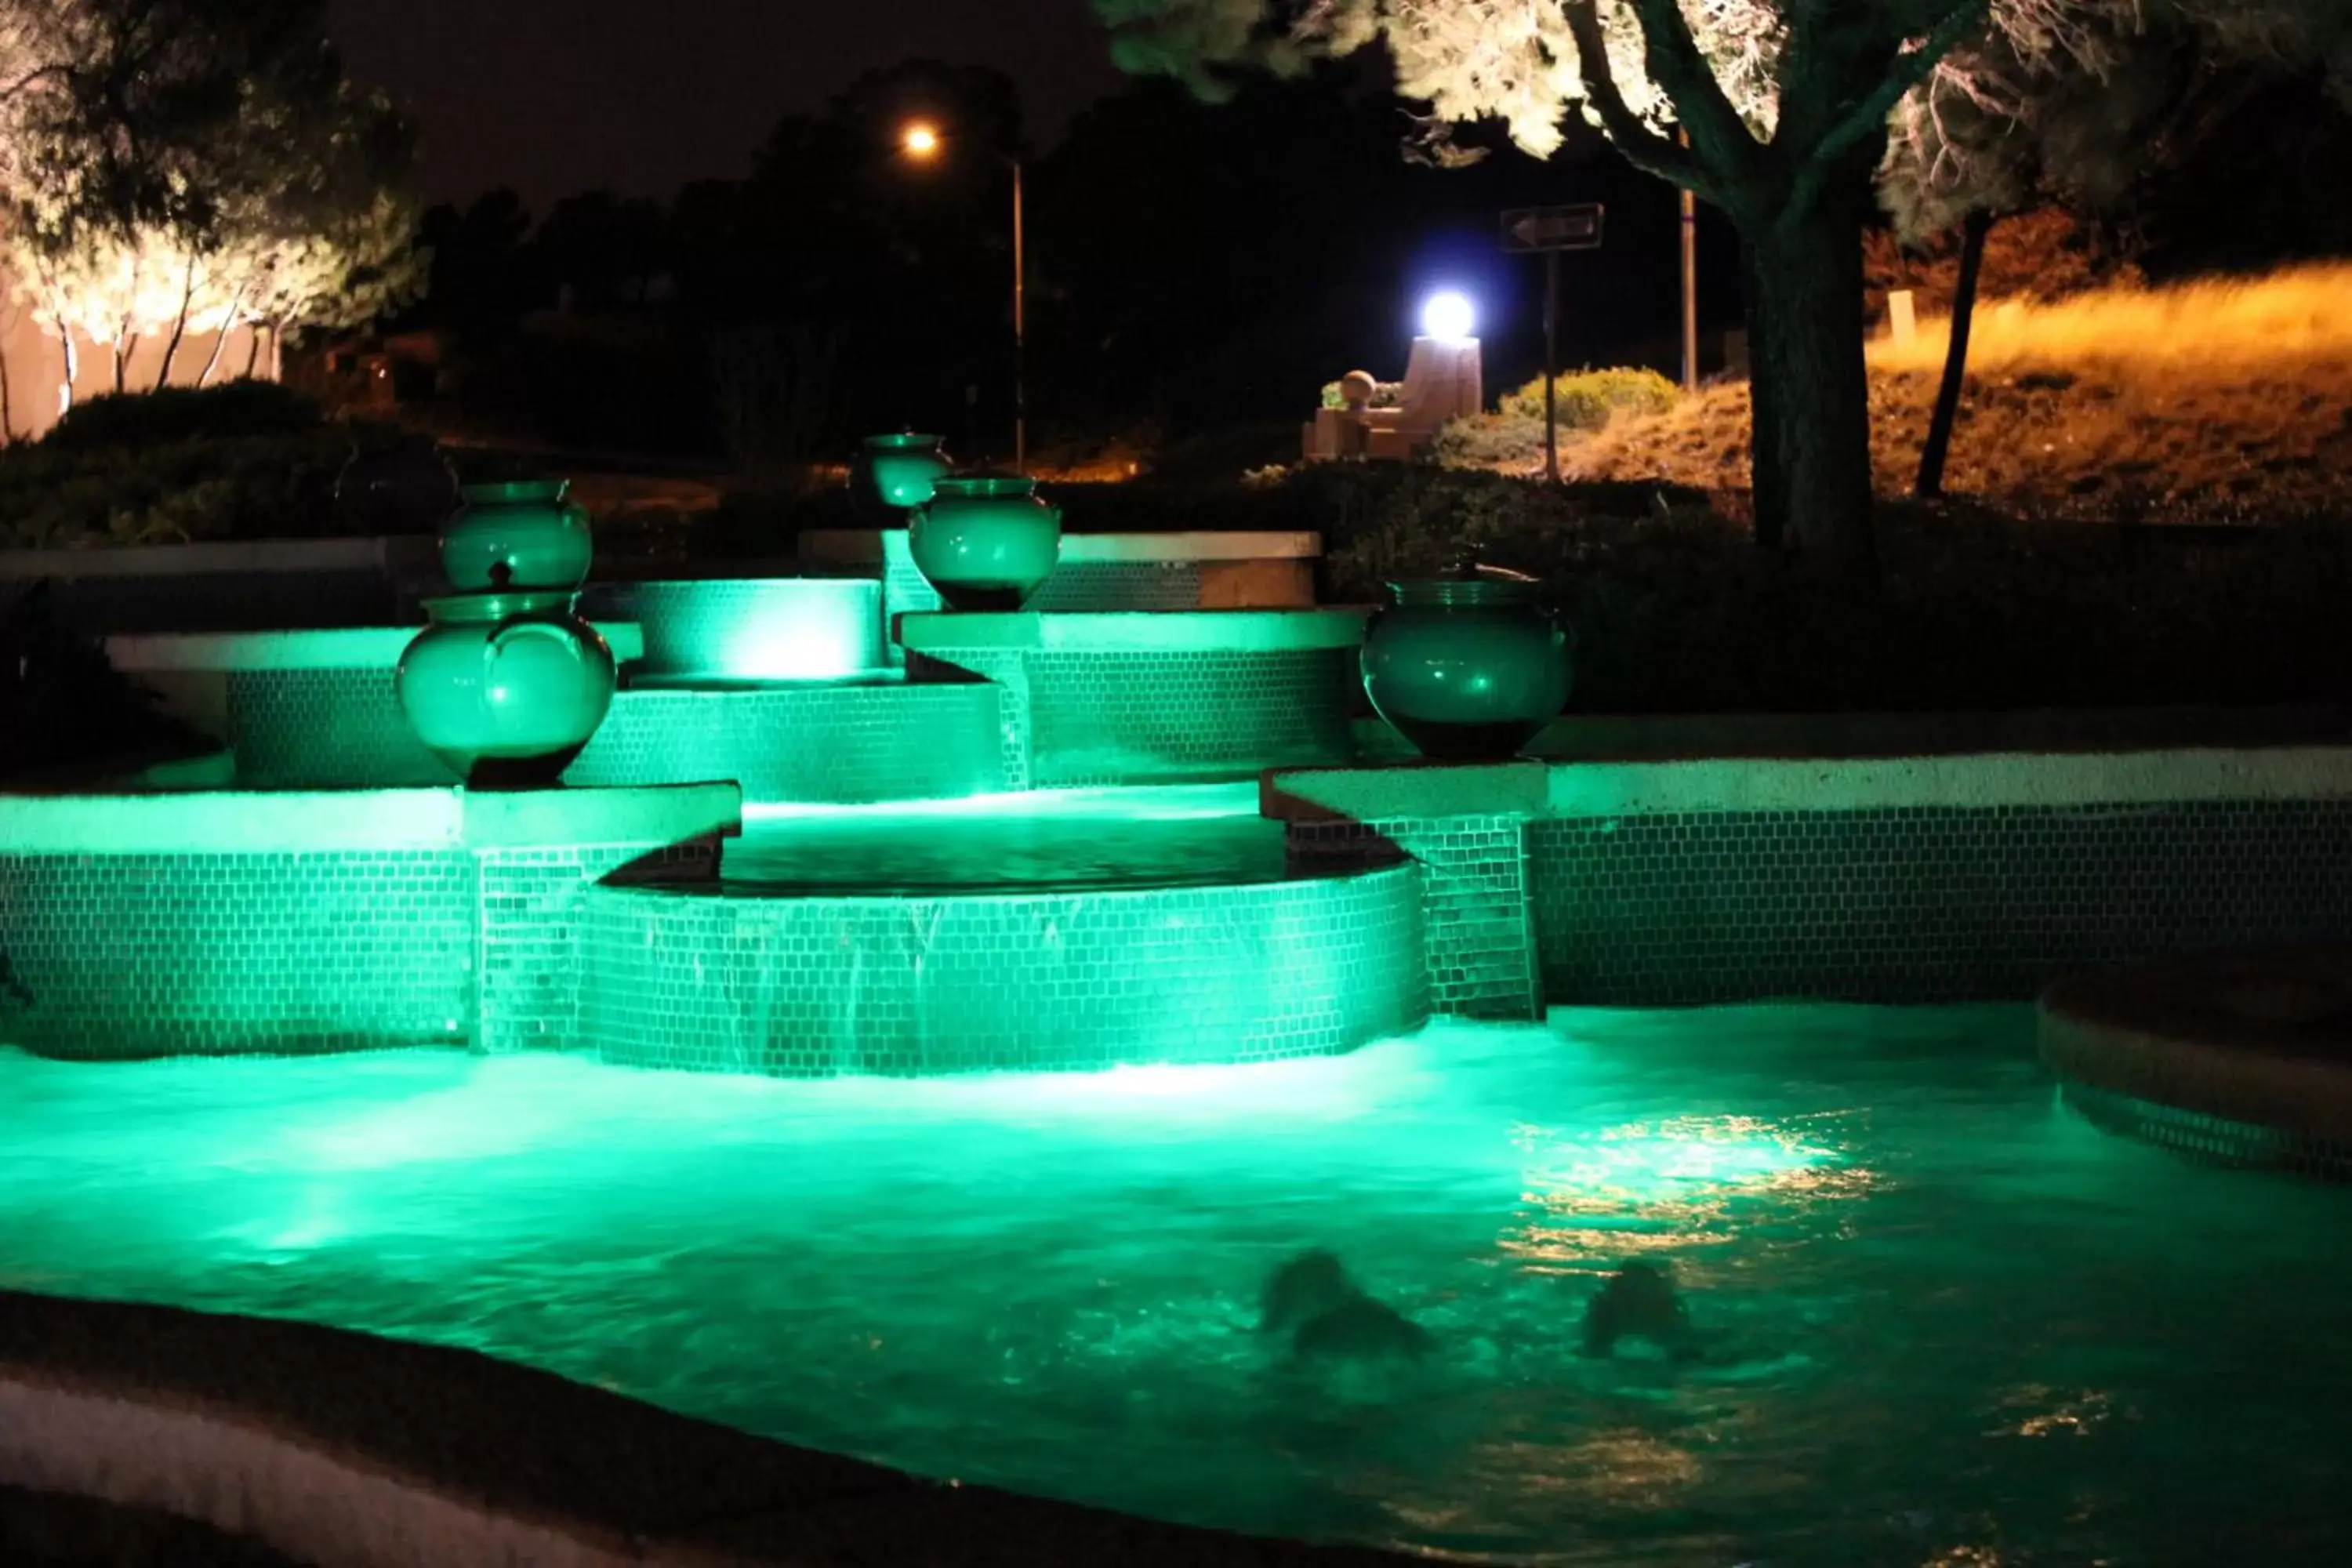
[[1501, 203, 1605, 253]]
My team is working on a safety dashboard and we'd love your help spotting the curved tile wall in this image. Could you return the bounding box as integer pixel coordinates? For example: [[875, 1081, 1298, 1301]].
[[579, 862, 1426, 1076]]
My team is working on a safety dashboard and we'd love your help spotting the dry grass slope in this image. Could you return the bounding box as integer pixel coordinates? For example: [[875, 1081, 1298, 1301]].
[[1563, 263, 2352, 524]]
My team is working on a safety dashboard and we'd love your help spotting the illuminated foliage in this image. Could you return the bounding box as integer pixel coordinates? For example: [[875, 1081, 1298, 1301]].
[[0, 0, 421, 401]]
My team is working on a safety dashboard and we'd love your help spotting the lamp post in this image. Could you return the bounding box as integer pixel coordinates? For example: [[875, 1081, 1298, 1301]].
[[900, 121, 1026, 475]]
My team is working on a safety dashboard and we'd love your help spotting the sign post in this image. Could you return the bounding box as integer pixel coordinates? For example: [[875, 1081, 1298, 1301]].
[[1501, 203, 1605, 485]]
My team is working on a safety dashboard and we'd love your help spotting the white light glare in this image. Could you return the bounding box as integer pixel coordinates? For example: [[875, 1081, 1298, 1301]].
[[1420, 290, 1475, 340]]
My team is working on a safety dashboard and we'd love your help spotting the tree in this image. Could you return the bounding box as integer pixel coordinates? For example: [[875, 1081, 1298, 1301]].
[[1090, 1, 2199, 574], [1881, 1, 2352, 495], [0, 0, 420, 410]]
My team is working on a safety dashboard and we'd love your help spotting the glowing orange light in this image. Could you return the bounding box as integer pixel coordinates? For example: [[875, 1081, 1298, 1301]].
[[901, 123, 941, 159]]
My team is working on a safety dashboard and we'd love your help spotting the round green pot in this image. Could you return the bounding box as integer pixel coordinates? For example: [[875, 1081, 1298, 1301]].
[[909, 474, 1063, 611], [442, 480, 593, 591], [855, 433, 953, 513], [1361, 573, 1573, 760], [396, 590, 616, 788]]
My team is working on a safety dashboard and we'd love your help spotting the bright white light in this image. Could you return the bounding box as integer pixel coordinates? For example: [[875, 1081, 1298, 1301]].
[[1420, 290, 1475, 340]]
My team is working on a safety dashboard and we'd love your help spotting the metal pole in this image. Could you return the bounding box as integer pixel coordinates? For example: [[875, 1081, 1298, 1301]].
[[1543, 249, 1559, 485], [1679, 129, 1698, 394], [1012, 157, 1026, 475]]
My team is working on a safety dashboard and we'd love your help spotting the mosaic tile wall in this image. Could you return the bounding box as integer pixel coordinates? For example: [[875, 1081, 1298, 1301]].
[[229, 669, 448, 787], [2056, 1081, 2352, 1181], [474, 840, 721, 1054], [878, 532, 940, 670], [228, 669, 1005, 801], [1291, 816, 1541, 1020], [910, 646, 1356, 788], [0, 851, 474, 1059], [1533, 800, 2352, 1005], [905, 651, 1032, 790], [0, 837, 724, 1061], [1031, 562, 1203, 613], [564, 683, 1004, 804], [580, 862, 1427, 1076]]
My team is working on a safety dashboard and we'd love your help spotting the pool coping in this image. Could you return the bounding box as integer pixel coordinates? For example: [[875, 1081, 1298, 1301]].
[[2040, 946, 2352, 1149], [0, 1290, 1415, 1568], [1264, 745, 2352, 824], [900, 608, 1368, 655], [0, 783, 742, 855], [105, 622, 648, 673]]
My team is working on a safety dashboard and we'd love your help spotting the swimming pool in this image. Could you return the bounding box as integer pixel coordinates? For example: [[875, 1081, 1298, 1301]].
[[5, 1004, 2346, 1564]]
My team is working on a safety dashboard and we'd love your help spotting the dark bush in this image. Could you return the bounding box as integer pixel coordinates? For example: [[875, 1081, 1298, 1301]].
[[1261, 463, 2352, 714], [0, 583, 209, 778], [0, 420, 418, 550], [41, 382, 326, 455]]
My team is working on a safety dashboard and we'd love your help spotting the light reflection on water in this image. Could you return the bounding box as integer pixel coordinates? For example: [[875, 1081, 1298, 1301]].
[[2, 1004, 2348, 1565]]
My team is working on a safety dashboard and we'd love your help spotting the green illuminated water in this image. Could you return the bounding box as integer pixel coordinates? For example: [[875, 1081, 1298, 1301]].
[[5, 1006, 2349, 1564], [726, 785, 1288, 892]]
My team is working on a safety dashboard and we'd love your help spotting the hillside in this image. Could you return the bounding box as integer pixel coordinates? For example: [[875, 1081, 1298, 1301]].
[[1551, 264, 2352, 525]]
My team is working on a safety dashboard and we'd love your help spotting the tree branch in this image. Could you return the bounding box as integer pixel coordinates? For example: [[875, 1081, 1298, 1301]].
[[1559, 1, 1719, 207], [0, 64, 71, 105], [1787, 0, 1994, 226], [1626, 0, 1761, 183]]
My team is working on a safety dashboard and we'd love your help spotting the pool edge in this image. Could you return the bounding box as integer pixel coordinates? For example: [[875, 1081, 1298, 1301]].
[[0, 1290, 1417, 1568]]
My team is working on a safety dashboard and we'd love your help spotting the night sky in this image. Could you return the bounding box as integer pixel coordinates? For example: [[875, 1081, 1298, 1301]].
[[324, 0, 1127, 206]]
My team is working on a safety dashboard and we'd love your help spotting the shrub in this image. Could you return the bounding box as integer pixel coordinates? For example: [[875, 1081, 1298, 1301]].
[[41, 381, 326, 454], [1500, 367, 1679, 431], [0, 419, 419, 550], [1250, 462, 2352, 716], [1428, 412, 1548, 471], [0, 583, 209, 777]]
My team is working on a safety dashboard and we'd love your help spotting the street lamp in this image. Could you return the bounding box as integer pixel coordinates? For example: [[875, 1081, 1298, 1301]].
[[899, 120, 1026, 475]]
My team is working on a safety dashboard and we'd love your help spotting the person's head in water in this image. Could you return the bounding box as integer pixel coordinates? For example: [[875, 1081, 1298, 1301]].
[[1260, 1248, 1357, 1334], [1259, 1248, 1434, 1363], [1581, 1258, 1697, 1359]]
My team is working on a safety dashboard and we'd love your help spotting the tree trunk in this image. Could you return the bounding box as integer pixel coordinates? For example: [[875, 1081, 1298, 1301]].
[[198, 281, 248, 386], [112, 334, 138, 395], [1, 345, 15, 443], [56, 319, 76, 415], [1744, 198, 1878, 580], [243, 325, 263, 379], [154, 256, 200, 391], [1916, 209, 1994, 499]]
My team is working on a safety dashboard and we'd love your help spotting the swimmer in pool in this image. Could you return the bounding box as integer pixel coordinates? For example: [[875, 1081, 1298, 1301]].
[[1581, 1258, 1702, 1362], [1259, 1248, 1435, 1364]]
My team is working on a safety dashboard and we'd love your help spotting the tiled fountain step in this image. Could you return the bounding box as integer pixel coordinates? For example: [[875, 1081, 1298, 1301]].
[[579, 852, 1428, 1077], [900, 609, 1368, 788], [565, 678, 1005, 804], [212, 666, 1003, 804]]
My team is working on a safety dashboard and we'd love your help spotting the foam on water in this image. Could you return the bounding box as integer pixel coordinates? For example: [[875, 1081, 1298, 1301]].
[[4, 1004, 2349, 1565]]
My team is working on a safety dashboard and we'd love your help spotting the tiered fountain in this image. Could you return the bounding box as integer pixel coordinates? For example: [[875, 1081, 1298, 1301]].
[[572, 440, 1420, 1076], [5, 432, 1580, 1076]]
